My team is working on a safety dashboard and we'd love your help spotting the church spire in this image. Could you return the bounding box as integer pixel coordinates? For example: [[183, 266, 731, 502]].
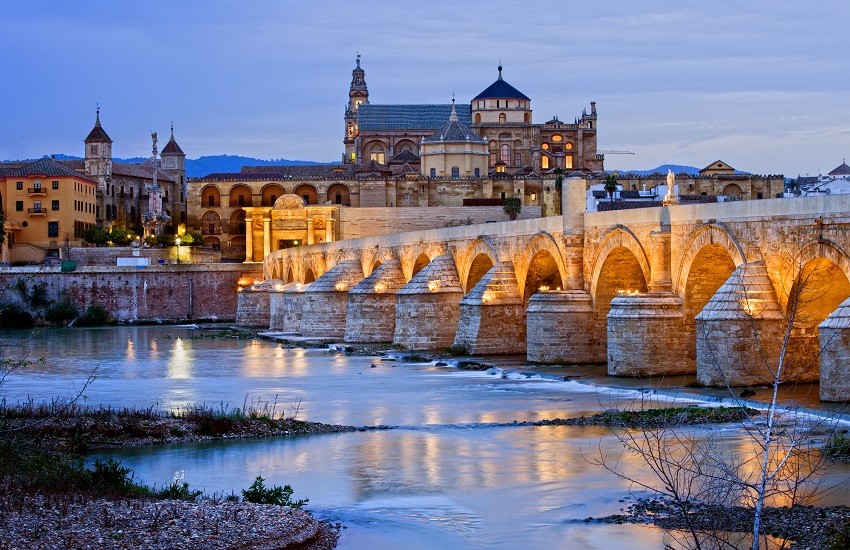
[[449, 96, 458, 122]]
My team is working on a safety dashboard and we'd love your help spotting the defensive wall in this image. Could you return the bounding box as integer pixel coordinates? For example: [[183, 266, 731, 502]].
[[245, 179, 850, 401], [0, 264, 262, 322]]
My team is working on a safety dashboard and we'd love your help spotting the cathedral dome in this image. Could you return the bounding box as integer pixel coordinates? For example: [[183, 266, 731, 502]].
[[473, 66, 530, 101]]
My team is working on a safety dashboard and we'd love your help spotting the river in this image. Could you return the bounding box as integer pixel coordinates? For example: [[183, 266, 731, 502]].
[[2, 326, 848, 549]]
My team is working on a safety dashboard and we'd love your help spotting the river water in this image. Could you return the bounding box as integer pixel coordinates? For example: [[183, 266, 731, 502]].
[[2, 326, 848, 549]]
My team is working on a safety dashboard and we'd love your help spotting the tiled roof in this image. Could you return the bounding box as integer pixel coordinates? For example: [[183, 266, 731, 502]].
[[161, 136, 185, 156], [389, 149, 421, 164], [196, 172, 289, 182], [85, 112, 112, 142], [423, 105, 486, 144], [473, 68, 530, 101], [355, 159, 392, 175], [829, 162, 850, 176], [112, 162, 175, 183], [394, 162, 418, 176], [0, 161, 29, 177], [9, 157, 94, 181], [61, 159, 85, 170], [358, 104, 472, 131]]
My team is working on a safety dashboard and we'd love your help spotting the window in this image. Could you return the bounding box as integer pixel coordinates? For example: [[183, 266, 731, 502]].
[[490, 152, 497, 165], [499, 113, 506, 123], [500, 192, 506, 199], [16, 181, 23, 190], [552, 134, 563, 142], [541, 156, 549, 170], [474, 168, 480, 178], [541, 143, 549, 150], [334, 193, 342, 204], [429, 168, 436, 178], [33, 200, 42, 212], [451, 166, 460, 179], [403, 193, 411, 203], [302, 194, 310, 205], [500, 144, 511, 163], [474, 113, 481, 124], [757, 192, 763, 199], [269, 194, 277, 205], [564, 156, 573, 169], [15, 201, 23, 211], [238, 195, 245, 207], [369, 152, 385, 164], [514, 152, 521, 166], [48, 221, 58, 238], [90, 144, 98, 155], [52, 180, 59, 189], [208, 195, 215, 207], [565, 142, 574, 150], [52, 200, 59, 211]]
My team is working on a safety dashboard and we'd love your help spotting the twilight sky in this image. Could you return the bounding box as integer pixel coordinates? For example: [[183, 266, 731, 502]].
[[3, 1, 849, 177]]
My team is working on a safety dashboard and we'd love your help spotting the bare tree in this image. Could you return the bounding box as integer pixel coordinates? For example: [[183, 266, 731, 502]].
[[591, 257, 845, 550]]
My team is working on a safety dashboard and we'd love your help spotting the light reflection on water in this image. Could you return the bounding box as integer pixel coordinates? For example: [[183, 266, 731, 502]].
[[3, 326, 849, 549]]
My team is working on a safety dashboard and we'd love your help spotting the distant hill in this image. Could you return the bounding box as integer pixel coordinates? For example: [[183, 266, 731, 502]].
[[51, 154, 330, 178], [615, 164, 701, 176], [613, 164, 751, 176]]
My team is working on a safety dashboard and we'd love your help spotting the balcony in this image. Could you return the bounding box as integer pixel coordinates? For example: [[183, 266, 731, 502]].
[[27, 207, 46, 216], [27, 187, 46, 196]]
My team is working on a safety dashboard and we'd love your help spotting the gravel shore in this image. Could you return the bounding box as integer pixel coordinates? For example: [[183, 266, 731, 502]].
[[0, 492, 339, 549]]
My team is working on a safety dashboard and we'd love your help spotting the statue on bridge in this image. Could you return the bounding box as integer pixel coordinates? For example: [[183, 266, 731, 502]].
[[663, 169, 680, 205]]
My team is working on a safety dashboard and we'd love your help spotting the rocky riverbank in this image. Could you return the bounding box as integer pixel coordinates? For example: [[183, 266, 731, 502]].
[[592, 497, 850, 549], [0, 491, 339, 549]]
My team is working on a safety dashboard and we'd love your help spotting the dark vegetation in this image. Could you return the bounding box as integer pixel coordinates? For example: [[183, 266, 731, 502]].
[[0, 277, 115, 328], [824, 432, 850, 462]]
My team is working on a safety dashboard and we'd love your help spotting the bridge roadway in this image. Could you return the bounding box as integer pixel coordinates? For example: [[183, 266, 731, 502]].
[[240, 178, 850, 401]]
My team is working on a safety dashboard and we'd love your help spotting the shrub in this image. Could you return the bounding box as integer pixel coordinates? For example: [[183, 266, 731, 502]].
[[824, 432, 850, 461], [89, 458, 133, 491], [0, 303, 35, 328], [44, 291, 79, 325], [241, 476, 308, 508], [83, 226, 110, 245], [76, 304, 113, 327], [155, 480, 202, 501]]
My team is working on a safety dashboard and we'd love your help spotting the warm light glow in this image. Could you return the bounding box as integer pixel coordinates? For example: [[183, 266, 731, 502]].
[[427, 280, 440, 292], [616, 289, 641, 296], [482, 291, 493, 303], [335, 282, 348, 292], [374, 282, 386, 292], [538, 285, 550, 292]]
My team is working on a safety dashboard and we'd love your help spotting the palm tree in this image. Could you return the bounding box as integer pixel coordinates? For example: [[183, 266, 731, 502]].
[[553, 168, 564, 215], [603, 173, 619, 203]]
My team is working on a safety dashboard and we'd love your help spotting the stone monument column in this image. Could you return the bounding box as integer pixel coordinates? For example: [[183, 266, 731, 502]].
[[306, 218, 315, 245], [324, 216, 334, 243], [263, 215, 271, 258], [648, 229, 673, 292], [244, 215, 254, 262]]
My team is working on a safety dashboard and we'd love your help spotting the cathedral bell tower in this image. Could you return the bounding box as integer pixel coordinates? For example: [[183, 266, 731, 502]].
[[84, 107, 113, 195], [344, 54, 368, 164]]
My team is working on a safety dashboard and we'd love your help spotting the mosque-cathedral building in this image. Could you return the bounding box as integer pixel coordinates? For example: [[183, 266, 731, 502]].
[[183, 57, 783, 262]]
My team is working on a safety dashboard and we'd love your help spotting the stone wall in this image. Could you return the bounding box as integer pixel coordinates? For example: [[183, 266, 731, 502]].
[[339, 206, 542, 240], [67, 246, 221, 266], [0, 264, 262, 322]]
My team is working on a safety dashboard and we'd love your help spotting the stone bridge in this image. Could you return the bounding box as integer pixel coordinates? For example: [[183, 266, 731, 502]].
[[243, 179, 850, 401]]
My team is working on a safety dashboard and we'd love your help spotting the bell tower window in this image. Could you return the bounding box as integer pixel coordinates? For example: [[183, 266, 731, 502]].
[[499, 113, 506, 123]]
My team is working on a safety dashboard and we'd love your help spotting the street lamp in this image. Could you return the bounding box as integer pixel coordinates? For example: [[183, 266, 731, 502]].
[[175, 237, 181, 264]]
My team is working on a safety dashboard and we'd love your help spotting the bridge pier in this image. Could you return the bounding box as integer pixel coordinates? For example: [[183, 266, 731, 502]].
[[818, 298, 850, 401], [300, 260, 364, 338], [607, 292, 688, 376], [526, 290, 603, 363], [394, 254, 463, 350], [236, 279, 281, 328], [453, 261, 525, 355], [270, 282, 306, 331], [696, 262, 787, 387], [345, 259, 407, 343]]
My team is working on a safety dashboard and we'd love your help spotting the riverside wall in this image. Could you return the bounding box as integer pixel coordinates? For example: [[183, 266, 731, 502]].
[[0, 264, 263, 322]]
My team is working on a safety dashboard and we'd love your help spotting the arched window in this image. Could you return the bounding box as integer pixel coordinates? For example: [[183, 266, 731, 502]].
[[500, 144, 511, 163], [524, 113, 530, 123], [541, 156, 549, 170], [474, 113, 481, 124], [499, 113, 506, 123], [451, 166, 460, 179]]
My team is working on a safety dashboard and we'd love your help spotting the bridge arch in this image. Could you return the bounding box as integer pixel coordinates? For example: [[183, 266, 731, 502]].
[[785, 239, 850, 321], [675, 223, 746, 296], [589, 227, 651, 302], [514, 232, 567, 303], [456, 237, 500, 293]]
